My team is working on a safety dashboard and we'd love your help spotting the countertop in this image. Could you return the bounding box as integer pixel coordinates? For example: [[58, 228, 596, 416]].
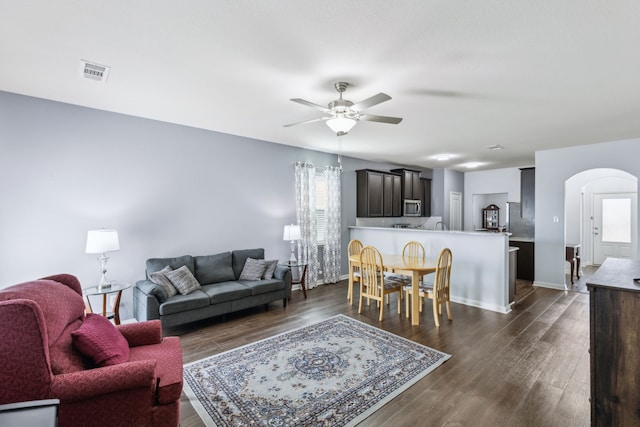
[[509, 236, 534, 242], [349, 226, 512, 237]]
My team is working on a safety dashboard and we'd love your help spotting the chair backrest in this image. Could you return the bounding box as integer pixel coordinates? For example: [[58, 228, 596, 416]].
[[359, 246, 385, 299], [433, 248, 453, 302], [348, 239, 364, 256], [402, 241, 425, 262]]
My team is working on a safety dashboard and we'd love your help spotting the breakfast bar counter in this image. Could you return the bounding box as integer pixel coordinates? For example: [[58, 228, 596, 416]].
[[349, 226, 512, 313]]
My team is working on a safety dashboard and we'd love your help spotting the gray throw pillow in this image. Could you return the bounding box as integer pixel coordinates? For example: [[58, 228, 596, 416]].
[[261, 260, 278, 280], [165, 265, 202, 295], [239, 258, 267, 281], [149, 265, 178, 299]]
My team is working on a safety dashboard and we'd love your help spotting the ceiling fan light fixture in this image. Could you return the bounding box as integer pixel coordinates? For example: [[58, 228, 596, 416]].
[[326, 116, 356, 135]]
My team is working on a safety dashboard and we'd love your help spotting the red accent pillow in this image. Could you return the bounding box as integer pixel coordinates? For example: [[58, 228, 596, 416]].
[[71, 313, 129, 366]]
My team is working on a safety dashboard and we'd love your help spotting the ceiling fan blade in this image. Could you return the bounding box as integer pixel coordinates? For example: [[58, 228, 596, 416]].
[[351, 93, 392, 112], [358, 114, 403, 125], [290, 98, 330, 113], [283, 117, 330, 127]]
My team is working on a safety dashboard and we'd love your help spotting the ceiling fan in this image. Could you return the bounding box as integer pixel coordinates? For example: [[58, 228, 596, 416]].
[[284, 82, 403, 136]]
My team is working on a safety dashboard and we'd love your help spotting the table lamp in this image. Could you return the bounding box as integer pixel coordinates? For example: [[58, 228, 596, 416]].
[[86, 229, 120, 290], [283, 224, 301, 264]]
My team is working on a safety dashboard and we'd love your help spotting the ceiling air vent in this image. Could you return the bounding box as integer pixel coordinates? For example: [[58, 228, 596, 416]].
[[485, 144, 504, 151], [80, 60, 110, 83]]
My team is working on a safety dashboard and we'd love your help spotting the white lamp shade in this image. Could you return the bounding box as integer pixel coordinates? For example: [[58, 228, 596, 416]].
[[86, 229, 120, 254], [283, 224, 301, 241], [326, 117, 356, 134]]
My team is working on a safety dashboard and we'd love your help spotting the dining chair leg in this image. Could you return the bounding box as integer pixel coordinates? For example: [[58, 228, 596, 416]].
[[405, 290, 410, 318], [446, 301, 453, 320], [432, 299, 440, 327], [397, 293, 401, 315]]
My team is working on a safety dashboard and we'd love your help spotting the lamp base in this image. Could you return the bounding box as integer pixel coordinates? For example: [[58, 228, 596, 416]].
[[289, 240, 297, 264]]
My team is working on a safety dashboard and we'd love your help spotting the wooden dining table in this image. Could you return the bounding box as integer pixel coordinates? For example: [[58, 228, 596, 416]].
[[349, 253, 437, 325]]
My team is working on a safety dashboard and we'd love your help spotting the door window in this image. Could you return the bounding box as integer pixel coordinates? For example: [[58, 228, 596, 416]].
[[602, 198, 631, 243]]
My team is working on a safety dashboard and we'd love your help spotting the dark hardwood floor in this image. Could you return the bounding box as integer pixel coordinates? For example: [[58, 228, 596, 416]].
[[169, 281, 590, 427]]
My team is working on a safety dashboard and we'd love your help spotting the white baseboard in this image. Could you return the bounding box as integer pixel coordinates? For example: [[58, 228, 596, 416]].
[[533, 281, 567, 291], [450, 296, 511, 314]]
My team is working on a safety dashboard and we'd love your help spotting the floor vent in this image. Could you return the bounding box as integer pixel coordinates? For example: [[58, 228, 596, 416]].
[[80, 60, 110, 83]]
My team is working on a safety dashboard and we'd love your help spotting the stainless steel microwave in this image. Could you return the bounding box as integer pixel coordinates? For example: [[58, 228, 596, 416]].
[[403, 199, 421, 216]]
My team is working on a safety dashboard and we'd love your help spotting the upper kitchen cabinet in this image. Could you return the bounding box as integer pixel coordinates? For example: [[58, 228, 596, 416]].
[[391, 168, 422, 200], [357, 169, 401, 217], [420, 178, 432, 217], [520, 167, 535, 219]]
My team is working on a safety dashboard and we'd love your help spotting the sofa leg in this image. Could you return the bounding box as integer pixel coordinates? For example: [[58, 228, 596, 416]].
[[283, 298, 287, 308]]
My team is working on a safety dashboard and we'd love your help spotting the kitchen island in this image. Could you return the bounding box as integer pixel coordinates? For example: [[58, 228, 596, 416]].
[[349, 226, 512, 313]]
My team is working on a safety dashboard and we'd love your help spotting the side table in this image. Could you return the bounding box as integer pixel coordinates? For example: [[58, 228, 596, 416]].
[[565, 243, 581, 284], [83, 282, 132, 325], [279, 262, 308, 299]]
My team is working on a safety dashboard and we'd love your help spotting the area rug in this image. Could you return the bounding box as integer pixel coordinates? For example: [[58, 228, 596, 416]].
[[183, 314, 451, 426]]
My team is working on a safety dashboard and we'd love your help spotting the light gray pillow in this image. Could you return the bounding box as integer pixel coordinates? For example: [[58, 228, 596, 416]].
[[149, 265, 177, 299], [261, 260, 279, 280], [165, 265, 202, 295], [240, 258, 267, 281]]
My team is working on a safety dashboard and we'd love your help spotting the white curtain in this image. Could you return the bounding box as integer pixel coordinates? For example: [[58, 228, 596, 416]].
[[323, 166, 341, 283], [295, 162, 318, 288]]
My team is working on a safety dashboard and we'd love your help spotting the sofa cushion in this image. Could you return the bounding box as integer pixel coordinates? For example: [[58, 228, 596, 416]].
[[201, 282, 252, 304], [240, 279, 286, 296], [239, 258, 267, 280], [159, 290, 210, 316], [194, 252, 235, 284], [146, 255, 194, 278], [262, 260, 279, 279], [49, 319, 86, 374], [165, 266, 201, 295], [232, 248, 265, 279], [71, 313, 130, 367], [149, 266, 177, 300]]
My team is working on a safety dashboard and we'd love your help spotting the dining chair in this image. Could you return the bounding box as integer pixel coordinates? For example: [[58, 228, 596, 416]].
[[359, 245, 410, 321], [347, 239, 364, 304], [404, 247, 453, 327], [387, 241, 427, 305], [402, 240, 425, 262]]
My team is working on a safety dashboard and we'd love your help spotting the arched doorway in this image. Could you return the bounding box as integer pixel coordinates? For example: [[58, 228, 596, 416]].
[[565, 169, 637, 283]]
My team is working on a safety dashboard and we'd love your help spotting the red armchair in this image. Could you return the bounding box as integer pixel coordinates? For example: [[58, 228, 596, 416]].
[[0, 274, 182, 427]]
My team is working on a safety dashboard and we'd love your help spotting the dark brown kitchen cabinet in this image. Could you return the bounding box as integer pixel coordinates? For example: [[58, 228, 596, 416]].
[[520, 167, 535, 220], [587, 258, 640, 426], [421, 178, 431, 217], [383, 173, 402, 216], [391, 168, 422, 200], [357, 169, 401, 217], [508, 240, 534, 281]]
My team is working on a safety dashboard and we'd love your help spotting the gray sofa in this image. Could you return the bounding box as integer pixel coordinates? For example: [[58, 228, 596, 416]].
[[133, 248, 292, 328]]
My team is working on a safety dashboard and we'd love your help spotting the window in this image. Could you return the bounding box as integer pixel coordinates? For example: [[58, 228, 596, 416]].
[[316, 173, 327, 244], [602, 197, 631, 243]]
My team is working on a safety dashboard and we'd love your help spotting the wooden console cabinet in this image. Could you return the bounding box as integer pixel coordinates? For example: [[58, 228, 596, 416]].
[[587, 258, 640, 426]]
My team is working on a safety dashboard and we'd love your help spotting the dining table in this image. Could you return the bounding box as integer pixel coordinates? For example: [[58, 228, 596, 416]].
[[349, 253, 437, 325]]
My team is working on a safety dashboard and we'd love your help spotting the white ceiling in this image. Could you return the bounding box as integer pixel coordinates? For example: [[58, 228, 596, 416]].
[[2, 1, 640, 171]]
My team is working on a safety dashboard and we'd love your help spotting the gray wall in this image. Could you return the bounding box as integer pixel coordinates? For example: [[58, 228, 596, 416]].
[[0, 91, 412, 317], [535, 138, 640, 288]]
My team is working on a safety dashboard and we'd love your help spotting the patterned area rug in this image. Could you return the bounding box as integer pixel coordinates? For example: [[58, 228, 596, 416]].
[[183, 314, 451, 426]]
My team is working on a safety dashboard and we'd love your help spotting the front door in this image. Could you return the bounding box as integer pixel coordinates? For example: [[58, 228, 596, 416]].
[[592, 192, 637, 264]]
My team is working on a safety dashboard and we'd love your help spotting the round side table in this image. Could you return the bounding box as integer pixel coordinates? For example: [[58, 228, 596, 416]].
[[279, 262, 308, 299], [83, 282, 132, 325]]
